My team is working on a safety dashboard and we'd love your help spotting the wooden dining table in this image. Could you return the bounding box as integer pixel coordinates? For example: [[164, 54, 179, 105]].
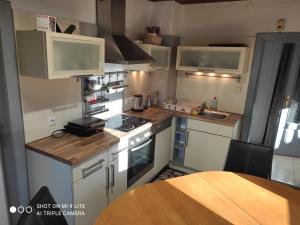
[[94, 171, 300, 225]]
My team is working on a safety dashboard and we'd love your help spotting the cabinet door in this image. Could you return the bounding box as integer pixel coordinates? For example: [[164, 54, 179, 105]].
[[184, 130, 231, 171], [177, 47, 248, 74], [109, 149, 128, 202], [73, 160, 108, 225], [47, 32, 104, 79], [150, 47, 170, 70], [154, 126, 172, 174]]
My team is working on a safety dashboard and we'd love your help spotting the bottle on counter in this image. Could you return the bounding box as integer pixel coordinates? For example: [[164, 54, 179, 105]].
[[152, 91, 160, 106], [210, 96, 218, 110], [146, 90, 152, 108]]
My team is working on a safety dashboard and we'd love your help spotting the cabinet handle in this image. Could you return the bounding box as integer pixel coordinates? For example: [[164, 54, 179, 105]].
[[131, 139, 152, 152], [82, 159, 105, 179], [111, 164, 115, 190], [185, 130, 189, 147], [105, 167, 110, 196]]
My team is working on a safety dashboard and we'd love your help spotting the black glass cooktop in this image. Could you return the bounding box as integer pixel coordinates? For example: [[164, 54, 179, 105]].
[[105, 114, 151, 132]]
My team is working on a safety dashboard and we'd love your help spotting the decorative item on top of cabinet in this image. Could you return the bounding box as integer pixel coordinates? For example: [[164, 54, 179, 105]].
[[176, 46, 249, 75], [137, 43, 171, 71], [16, 31, 105, 79]]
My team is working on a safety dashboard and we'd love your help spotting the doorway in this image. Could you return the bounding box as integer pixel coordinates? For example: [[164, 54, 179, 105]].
[[242, 33, 300, 187]]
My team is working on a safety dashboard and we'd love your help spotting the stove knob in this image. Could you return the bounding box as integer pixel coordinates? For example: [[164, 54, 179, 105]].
[[136, 138, 141, 143], [145, 132, 151, 137], [130, 141, 135, 145]]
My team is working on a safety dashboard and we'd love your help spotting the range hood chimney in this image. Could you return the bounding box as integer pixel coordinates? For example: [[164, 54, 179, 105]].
[[96, 0, 154, 64]]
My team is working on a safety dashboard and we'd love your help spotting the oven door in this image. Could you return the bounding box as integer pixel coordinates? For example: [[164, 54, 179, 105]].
[[127, 136, 155, 188]]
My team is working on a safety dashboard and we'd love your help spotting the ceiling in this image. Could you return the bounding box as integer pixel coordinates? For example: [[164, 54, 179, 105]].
[[149, 0, 244, 4]]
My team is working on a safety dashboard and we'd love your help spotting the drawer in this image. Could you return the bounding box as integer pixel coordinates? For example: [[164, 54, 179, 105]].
[[72, 151, 107, 183], [187, 119, 233, 138]]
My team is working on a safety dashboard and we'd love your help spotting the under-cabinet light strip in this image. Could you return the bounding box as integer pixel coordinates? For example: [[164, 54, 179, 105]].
[[185, 72, 241, 82]]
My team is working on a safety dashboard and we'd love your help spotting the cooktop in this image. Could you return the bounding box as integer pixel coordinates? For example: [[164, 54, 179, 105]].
[[105, 114, 151, 132]]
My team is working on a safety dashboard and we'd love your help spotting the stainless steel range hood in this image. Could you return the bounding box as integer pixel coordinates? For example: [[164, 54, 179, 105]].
[[96, 0, 154, 64]]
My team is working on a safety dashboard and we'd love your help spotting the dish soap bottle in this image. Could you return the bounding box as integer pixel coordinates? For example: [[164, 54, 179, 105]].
[[211, 96, 217, 110]]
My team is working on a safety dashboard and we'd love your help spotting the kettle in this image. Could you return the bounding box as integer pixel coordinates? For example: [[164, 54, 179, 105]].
[[132, 94, 144, 112]]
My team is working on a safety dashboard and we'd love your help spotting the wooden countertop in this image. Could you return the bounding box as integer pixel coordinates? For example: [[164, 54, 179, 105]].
[[95, 171, 300, 225], [126, 107, 242, 127], [26, 131, 120, 166], [26, 108, 240, 166], [125, 107, 174, 125]]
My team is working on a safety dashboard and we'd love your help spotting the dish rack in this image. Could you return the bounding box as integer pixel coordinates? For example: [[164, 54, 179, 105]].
[[82, 71, 128, 117]]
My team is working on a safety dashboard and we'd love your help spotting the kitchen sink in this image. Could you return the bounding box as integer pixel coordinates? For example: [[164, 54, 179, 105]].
[[199, 110, 229, 120]]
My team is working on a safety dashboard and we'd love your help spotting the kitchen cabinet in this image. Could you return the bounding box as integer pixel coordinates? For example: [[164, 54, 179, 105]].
[[16, 31, 105, 79], [26, 147, 112, 225], [154, 126, 172, 175], [108, 146, 128, 202], [176, 46, 248, 74], [73, 153, 108, 225], [183, 119, 240, 171], [138, 44, 171, 71], [184, 130, 231, 171]]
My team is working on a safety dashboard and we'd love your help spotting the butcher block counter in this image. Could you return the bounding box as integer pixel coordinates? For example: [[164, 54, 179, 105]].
[[126, 107, 242, 127], [26, 131, 120, 166]]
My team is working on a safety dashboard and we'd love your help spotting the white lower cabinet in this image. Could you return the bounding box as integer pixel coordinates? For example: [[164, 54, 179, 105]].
[[108, 148, 128, 202], [73, 156, 108, 225], [182, 118, 240, 171], [27, 144, 126, 225], [154, 126, 172, 175], [184, 130, 231, 171]]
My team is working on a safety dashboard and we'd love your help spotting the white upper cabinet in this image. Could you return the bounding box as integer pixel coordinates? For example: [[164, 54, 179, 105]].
[[176, 46, 249, 74], [138, 44, 171, 71], [16, 31, 105, 79]]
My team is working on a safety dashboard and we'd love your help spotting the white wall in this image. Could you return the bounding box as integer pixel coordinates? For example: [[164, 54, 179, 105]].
[[178, 0, 300, 38], [151, 1, 181, 36], [174, 0, 300, 114], [11, 0, 96, 24], [13, 9, 83, 143], [126, 0, 153, 39], [133, 0, 300, 38]]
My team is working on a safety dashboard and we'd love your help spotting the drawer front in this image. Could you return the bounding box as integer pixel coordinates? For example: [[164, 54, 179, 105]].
[[73, 151, 107, 183], [187, 119, 233, 137], [108, 142, 128, 162]]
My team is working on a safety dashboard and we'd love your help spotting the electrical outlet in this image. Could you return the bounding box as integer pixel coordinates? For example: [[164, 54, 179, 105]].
[[48, 116, 56, 127], [125, 97, 133, 106]]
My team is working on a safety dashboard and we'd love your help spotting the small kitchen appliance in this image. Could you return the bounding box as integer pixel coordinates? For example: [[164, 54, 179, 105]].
[[132, 94, 144, 112], [64, 117, 105, 137]]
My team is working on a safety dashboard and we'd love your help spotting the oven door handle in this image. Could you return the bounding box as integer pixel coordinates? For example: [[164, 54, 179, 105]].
[[131, 139, 152, 152]]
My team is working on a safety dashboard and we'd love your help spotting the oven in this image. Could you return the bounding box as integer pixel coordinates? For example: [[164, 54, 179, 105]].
[[127, 135, 155, 188]]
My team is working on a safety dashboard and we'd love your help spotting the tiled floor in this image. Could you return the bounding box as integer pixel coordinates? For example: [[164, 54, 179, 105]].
[[152, 168, 187, 182], [272, 155, 300, 187]]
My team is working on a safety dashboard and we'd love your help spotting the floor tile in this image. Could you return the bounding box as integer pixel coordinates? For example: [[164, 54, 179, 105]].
[[272, 155, 294, 171], [294, 162, 300, 174], [294, 157, 300, 166], [272, 155, 295, 186]]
